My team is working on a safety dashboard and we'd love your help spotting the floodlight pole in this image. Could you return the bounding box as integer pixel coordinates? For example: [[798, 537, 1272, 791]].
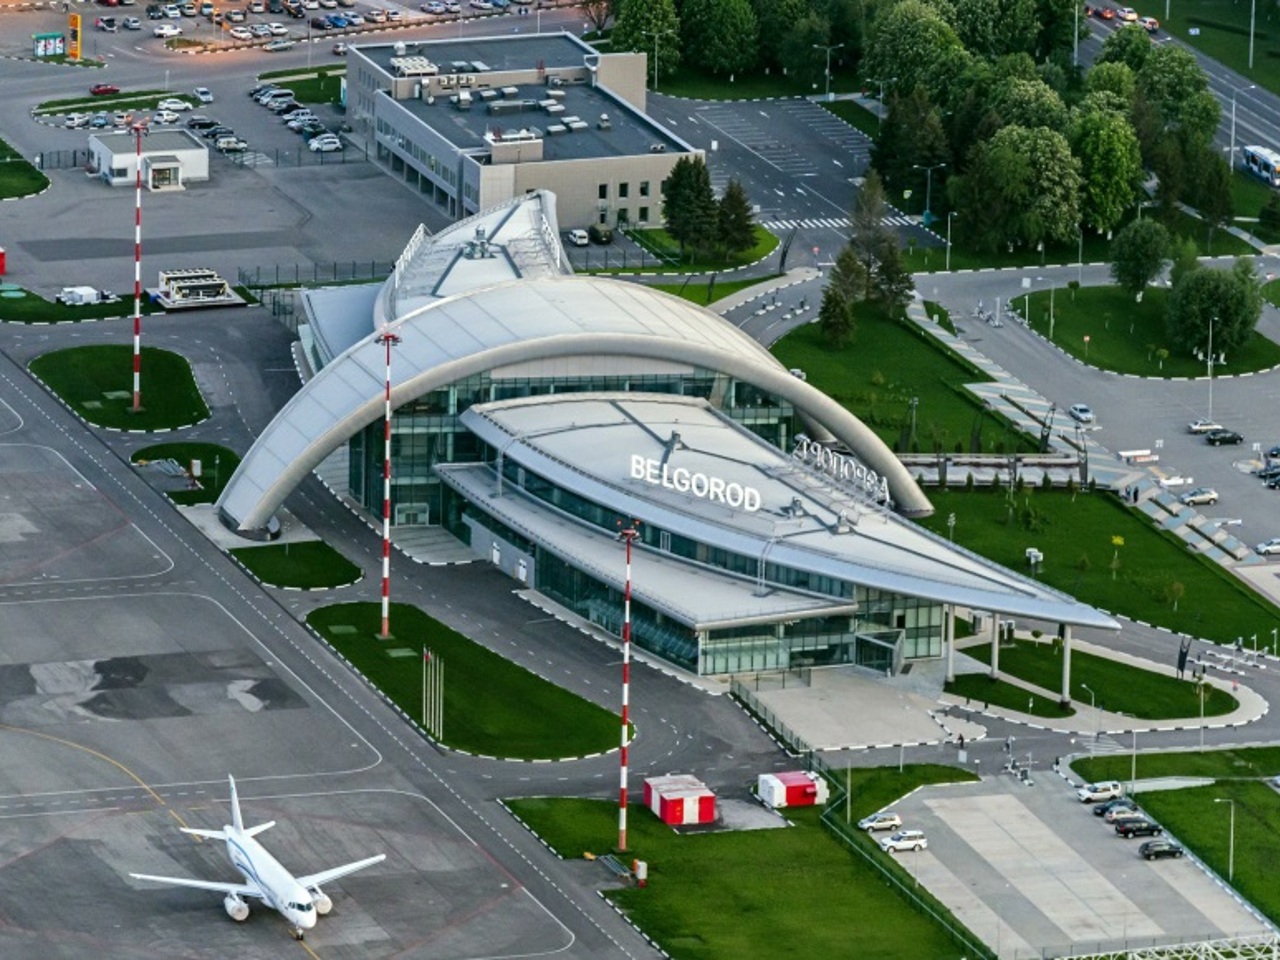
[[812, 42, 843, 102], [643, 29, 674, 93], [618, 521, 641, 852], [376, 327, 401, 639], [131, 121, 147, 412]]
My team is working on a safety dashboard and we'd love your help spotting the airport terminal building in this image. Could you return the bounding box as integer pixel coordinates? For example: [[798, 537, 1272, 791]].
[[217, 191, 1117, 677]]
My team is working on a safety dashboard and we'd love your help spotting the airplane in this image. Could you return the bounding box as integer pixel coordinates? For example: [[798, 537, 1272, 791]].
[[130, 775, 385, 940]]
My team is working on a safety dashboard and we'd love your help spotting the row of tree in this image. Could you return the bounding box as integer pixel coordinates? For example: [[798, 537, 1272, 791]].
[[661, 156, 758, 260]]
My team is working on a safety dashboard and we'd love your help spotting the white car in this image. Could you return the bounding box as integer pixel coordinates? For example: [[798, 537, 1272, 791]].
[[1178, 487, 1218, 506], [228, 25, 253, 39], [193, 86, 214, 103], [385, 7, 401, 18], [163, 3, 182, 16], [122, 16, 142, 28], [154, 21, 182, 36], [566, 228, 589, 247], [1257, 538, 1280, 556], [151, 109, 180, 123], [470, 0, 493, 8], [1187, 418, 1223, 434], [879, 829, 927, 853], [1076, 781, 1123, 802], [267, 21, 289, 34], [1068, 403, 1095, 424], [343, 11, 363, 22], [1117, 5, 1138, 20], [249, 22, 273, 36], [856, 811, 903, 833], [156, 97, 192, 111], [264, 38, 296, 50], [309, 135, 342, 151], [421, 0, 445, 10], [64, 113, 90, 128]]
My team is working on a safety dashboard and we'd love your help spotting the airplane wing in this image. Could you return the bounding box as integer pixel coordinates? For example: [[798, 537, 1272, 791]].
[[296, 854, 386, 890], [129, 873, 265, 899]]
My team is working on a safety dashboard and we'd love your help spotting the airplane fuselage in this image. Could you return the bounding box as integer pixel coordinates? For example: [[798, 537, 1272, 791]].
[[225, 831, 317, 932]]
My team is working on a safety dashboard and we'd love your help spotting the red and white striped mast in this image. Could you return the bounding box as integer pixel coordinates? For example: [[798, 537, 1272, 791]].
[[130, 121, 147, 412], [617, 520, 640, 852], [375, 326, 401, 639]]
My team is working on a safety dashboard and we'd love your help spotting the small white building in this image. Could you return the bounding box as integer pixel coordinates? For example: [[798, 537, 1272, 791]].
[[88, 130, 209, 190]]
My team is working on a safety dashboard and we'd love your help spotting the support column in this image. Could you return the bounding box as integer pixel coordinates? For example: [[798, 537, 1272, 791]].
[[989, 614, 1000, 679], [944, 606, 955, 683], [1060, 624, 1073, 705]]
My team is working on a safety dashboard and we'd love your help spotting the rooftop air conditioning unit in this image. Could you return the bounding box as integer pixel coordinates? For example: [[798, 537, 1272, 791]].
[[393, 41, 406, 55], [649, 143, 666, 153]]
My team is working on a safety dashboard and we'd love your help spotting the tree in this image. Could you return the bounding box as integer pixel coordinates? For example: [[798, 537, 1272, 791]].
[[581, 0, 616, 35], [778, 13, 830, 89], [952, 0, 1037, 59], [664, 156, 717, 256], [1166, 258, 1262, 358], [828, 244, 868, 305], [1108, 219, 1170, 296], [872, 85, 949, 200], [818, 284, 855, 347], [1084, 61, 1136, 103], [987, 77, 1068, 133], [1186, 147, 1234, 247], [751, 0, 810, 69], [1073, 104, 1142, 235], [611, 0, 681, 82], [1167, 234, 1199, 290], [1098, 22, 1152, 73], [681, 0, 758, 76], [863, 0, 964, 99], [849, 169, 891, 301], [1137, 45, 1219, 147], [1259, 192, 1280, 235], [717, 179, 756, 258]]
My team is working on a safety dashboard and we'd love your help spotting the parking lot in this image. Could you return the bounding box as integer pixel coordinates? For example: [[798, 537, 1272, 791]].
[[887, 774, 1270, 958]]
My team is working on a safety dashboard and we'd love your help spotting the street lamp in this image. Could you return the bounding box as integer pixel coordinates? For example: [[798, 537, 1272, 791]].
[[1081, 682, 1097, 751], [1250, 0, 1257, 69], [1215, 798, 1235, 883], [1207, 315, 1216, 421], [1229, 84, 1255, 168], [812, 42, 844, 102], [912, 162, 946, 224], [643, 28, 675, 93], [1076, 223, 1084, 287], [946, 211, 957, 271], [867, 76, 896, 132]]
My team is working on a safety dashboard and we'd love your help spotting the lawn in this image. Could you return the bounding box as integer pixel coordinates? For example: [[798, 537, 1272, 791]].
[[918, 487, 1280, 646], [0, 145, 49, 200], [273, 71, 346, 106], [944, 673, 1075, 718], [962, 638, 1236, 720], [771, 305, 1039, 454], [819, 99, 880, 139], [30, 345, 209, 430], [651, 275, 775, 306], [130, 442, 239, 505], [308, 602, 619, 759], [32, 90, 171, 115], [624, 226, 779, 271], [232, 541, 361, 589], [506, 765, 981, 960], [1020, 285, 1280, 378], [1231, 169, 1279, 242], [1074, 745, 1280, 784], [258, 65, 347, 82], [0, 287, 162, 324], [1166, 0, 1280, 101]]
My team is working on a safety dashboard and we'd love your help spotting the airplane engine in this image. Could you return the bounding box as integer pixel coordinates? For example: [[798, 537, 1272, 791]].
[[223, 894, 250, 922], [313, 891, 333, 915]]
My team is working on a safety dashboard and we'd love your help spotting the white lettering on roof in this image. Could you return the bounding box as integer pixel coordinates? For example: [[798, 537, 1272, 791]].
[[629, 455, 761, 512]]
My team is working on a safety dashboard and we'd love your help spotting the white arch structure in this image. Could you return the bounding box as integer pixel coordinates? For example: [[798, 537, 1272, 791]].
[[217, 276, 933, 535]]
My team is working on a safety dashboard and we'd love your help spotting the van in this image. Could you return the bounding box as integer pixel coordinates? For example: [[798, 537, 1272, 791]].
[[259, 90, 295, 106], [566, 229, 589, 247]]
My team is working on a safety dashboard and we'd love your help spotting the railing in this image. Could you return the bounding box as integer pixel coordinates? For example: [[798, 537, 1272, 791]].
[[728, 678, 812, 755], [236, 261, 393, 288]]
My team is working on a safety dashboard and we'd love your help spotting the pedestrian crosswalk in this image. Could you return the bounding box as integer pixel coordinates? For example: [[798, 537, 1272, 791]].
[[236, 152, 275, 168], [1087, 734, 1130, 756], [760, 215, 917, 231]]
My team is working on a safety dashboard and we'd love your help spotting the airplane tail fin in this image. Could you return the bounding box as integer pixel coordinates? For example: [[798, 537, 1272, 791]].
[[229, 775, 245, 834]]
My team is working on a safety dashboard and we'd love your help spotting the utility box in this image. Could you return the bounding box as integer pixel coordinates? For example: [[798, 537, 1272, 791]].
[[757, 770, 829, 809], [0, 246, 6, 275], [644, 774, 716, 826]]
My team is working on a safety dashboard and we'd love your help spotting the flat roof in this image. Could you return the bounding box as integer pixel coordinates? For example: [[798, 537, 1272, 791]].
[[460, 394, 1120, 630], [92, 130, 204, 154], [360, 33, 590, 77]]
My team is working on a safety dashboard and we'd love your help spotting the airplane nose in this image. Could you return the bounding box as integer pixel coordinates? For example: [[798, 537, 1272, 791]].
[[300, 911, 317, 929]]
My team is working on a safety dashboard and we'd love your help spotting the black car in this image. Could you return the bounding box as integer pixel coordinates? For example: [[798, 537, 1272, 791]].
[[146, 2, 164, 16], [1258, 462, 1280, 480], [310, 15, 330, 28], [1116, 819, 1163, 838], [1139, 839, 1184, 860], [1266, 444, 1280, 459], [203, 125, 234, 139], [1268, 475, 1280, 490], [1093, 797, 1137, 817], [1206, 429, 1244, 446], [186, 116, 218, 130]]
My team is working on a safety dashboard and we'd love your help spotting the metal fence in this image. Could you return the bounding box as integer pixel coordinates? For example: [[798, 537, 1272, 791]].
[[224, 141, 371, 169], [237, 261, 393, 288], [31, 149, 92, 172], [728, 678, 812, 756]]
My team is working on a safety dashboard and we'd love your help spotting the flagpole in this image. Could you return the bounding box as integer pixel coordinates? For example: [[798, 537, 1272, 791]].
[[422, 646, 428, 730]]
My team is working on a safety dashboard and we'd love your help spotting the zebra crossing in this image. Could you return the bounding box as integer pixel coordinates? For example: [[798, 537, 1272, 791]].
[[234, 152, 276, 168], [1085, 734, 1131, 756], [760, 214, 917, 231]]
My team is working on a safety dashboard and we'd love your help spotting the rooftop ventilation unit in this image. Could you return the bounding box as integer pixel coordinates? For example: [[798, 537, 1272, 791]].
[[650, 143, 667, 153], [389, 55, 439, 78], [597, 113, 610, 130]]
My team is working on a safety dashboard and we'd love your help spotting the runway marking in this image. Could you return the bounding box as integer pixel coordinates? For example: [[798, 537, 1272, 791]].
[[0, 723, 167, 807]]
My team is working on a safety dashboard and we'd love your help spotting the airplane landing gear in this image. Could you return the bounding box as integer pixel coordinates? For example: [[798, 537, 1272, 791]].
[[292, 927, 305, 941]]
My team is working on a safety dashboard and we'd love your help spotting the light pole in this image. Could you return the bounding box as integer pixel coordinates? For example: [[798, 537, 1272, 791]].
[[375, 326, 401, 640], [643, 28, 674, 93], [908, 396, 919, 446], [1229, 84, 1255, 167], [1198, 672, 1206, 750], [1215, 798, 1235, 883], [1081, 682, 1097, 750], [946, 211, 957, 271], [1207, 315, 1216, 420], [617, 521, 641, 852], [912, 161, 946, 224], [867, 76, 896, 132], [130, 121, 148, 413], [812, 42, 844, 102], [1250, 0, 1257, 69], [1076, 224, 1084, 287]]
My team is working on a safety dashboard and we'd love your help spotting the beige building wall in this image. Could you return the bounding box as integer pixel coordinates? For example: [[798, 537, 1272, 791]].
[[595, 52, 648, 113], [506, 152, 694, 229]]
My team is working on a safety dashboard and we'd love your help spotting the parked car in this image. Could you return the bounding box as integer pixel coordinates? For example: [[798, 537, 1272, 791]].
[[96, 14, 119, 29], [421, 0, 445, 10], [1256, 463, 1280, 480], [879, 829, 927, 853], [64, 113, 90, 128], [589, 223, 614, 244], [1068, 403, 1095, 424], [1256, 538, 1280, 556], [1116, 819, 1163, 838], [193, 86, 214, 103], [186, 116, 218, 130], [1267, 475, 1280, 491], [157, 98, 192, 111], [1139, 839, 1184, 860], [1187, 418, 1223, 434], [470, 0, 494, 9], [122, 15, 142, 28], [343, 12, 363, 23], [151, 109, 180, 123], [146, 3, 164, 17], [90, 113, 111, 128], [385, 7, 401, 18], [309, 134, 343, 152], [228, 25, 253, 39], [203, 125, 235, 139], [267, 21, 289, 34], [366, 7, 386, 20], [857, 811, 903, 833], [264, 38, 296, 50], [153, 21, 181, 35], [215, 136, 249, 152], [566, 228, 589, 247], [1092, 797, 1137, 817], [225, 6, 245, 19], [1179, 487, 1219, 506], [1105, 806, 1146, 824], [310, 16, 330, 28], [162, 3, 181, 15], [1077, 781, 1123, 802], [1265, 444, 1280, 459], [280, 107, 313, 120], [90, 83, 121, 95], [1206, 429, 1244, 446]]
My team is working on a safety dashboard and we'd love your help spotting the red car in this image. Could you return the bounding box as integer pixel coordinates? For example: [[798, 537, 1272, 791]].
[[1097, 5, 1115, 17], [90, 83, 120, 96]]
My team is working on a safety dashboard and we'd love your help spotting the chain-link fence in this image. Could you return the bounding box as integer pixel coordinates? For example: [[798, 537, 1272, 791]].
[[237, 261, 393, 288], [224, 141, 371, 169]]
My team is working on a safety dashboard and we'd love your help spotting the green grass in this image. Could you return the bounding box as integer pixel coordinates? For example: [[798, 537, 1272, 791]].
[[918, 487, 1280, 646], [0, 287, 162, 324], [1169, 0, 1280, 101], [651, 275, 777, 306], [657, 63, 859, 101], [257, 65, 347, 81], [130, 442, 240, 504], [0, 156, 49, 200], [275, 72, 346, 106], [308, 602, 619, 759], [771, 306, 1039, 453], [962, 638, 1236, 719], [624, 226, 778, 271], [33, 90, 171, 115], [1231, 169, 1280, 242], [506, 764, 979, 960], [30, 345, 209, 430], [819, 99, 881, 138], [232, 541, 361, 589], [1021, 285, 1280, 377], [944, 673, 1075, 717], [1133, 782, 1280, 925], [1074, 746, 1280, 783], [922, 299, 955, 334]]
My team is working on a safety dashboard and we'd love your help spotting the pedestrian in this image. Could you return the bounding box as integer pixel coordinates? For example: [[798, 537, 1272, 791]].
[[958, 734, 965, 749]]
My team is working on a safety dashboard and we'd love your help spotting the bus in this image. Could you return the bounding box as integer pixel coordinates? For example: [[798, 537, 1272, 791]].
[[1242, 145, 1280, 187]]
